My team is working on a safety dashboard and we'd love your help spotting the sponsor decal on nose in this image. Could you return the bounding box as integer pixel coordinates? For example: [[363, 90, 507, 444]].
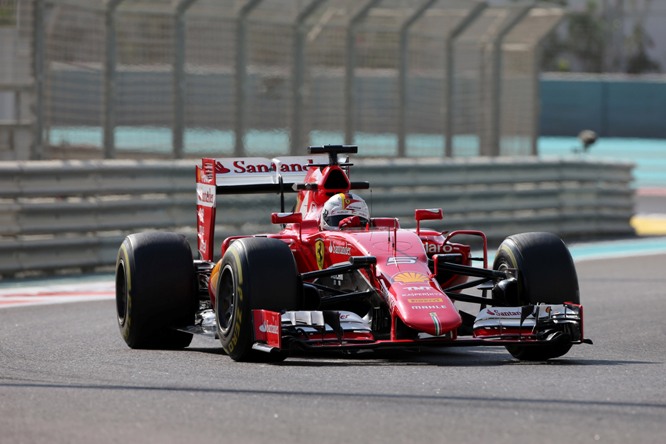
[[393, 272, 429, 283]]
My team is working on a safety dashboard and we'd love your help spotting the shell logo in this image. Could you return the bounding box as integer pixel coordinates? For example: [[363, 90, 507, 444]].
[[393, 272, 429, 283]]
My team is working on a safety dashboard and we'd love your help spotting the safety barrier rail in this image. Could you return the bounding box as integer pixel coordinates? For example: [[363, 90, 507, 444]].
[[0, 157, 634, 277]]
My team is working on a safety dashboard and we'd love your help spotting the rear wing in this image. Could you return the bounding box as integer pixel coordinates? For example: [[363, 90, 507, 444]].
[[195, 155, 326, 261]]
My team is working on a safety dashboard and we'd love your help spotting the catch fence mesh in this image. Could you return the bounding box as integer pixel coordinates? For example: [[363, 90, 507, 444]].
[[23, 0, 561, 159]]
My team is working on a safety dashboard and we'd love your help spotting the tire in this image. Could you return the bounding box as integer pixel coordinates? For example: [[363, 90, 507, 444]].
[[493, 232, 579, 361], [116, 232, 197, 349], [215, 237, 301, 362]]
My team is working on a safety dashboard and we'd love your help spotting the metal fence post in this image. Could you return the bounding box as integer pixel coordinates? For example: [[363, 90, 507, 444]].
[[345, 0, 380, 145], [173, 0, 198, 159], [484, 5, 531, 157], [103, 0, 125, 159], [398, 0, 436, 158], [530, 8, 565, 156], [291, 0, 326, 155], [32, 0, 45, 160], [444, 2, 486, 158], [234, 0, 262, 156]]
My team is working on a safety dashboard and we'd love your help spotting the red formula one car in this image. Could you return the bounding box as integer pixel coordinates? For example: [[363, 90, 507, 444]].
[[115, 145, 591, 361]]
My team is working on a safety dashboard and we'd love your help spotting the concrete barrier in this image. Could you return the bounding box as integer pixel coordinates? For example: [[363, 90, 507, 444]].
[[0, 157, 635, 278]]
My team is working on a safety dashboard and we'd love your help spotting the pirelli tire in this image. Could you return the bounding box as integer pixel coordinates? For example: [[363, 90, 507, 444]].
[[115, 232, 197, 349], [215, 237, 301, 362], [493, 232, 580, 361]]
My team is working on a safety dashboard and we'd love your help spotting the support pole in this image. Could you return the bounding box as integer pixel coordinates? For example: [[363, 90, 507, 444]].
[[397, 0, 436, 158], [32, 0, 45, 160], [103, 0, 125, 159], [483, 5, 531, 157], [344, 0, 380, 145], [173, 0, 198, 159], [444, 2, 486, 158], [291, 0, 326, 155], [234, 0, 263, 156]]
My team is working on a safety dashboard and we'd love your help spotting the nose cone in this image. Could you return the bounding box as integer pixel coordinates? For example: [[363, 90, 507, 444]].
[[391, 284, 462, 336]]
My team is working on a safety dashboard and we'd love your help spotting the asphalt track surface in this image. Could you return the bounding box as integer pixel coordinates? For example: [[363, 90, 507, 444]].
[[1, 253, 665, 444]]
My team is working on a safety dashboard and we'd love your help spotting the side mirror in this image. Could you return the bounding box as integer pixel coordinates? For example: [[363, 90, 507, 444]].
[[271, 212, 303, 225], [415, 208, 443, 222], [415, 208, 443, 236]]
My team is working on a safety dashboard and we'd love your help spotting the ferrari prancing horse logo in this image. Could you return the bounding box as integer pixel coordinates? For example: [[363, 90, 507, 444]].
[[315, 239, 325, 270]]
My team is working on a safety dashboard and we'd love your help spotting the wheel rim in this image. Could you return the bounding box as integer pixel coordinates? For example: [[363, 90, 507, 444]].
[[115, 261, 128, 327], [217, 265, 236, 335], [496, 261, 508, 272], [494, 257, 523, 306]]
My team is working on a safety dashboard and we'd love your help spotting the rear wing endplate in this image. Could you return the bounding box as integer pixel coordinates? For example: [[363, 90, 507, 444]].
[[195, 155, 325, 261]]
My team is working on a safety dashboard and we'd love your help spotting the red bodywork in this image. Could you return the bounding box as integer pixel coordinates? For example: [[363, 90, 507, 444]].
[[194, 148, 587, 353], [196, 152, 482, 342]]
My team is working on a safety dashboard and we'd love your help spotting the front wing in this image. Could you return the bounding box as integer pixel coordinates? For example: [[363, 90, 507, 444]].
[[251, 303, 590, 354]]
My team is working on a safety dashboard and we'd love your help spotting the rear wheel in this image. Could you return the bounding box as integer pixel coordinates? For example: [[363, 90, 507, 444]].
[[215, 237, 301, 361], [116, 232, 197, 349], [493, 232, 579, 361]]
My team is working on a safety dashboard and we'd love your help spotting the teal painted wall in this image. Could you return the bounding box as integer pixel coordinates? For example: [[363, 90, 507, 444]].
[[540, 75, 666, 138]]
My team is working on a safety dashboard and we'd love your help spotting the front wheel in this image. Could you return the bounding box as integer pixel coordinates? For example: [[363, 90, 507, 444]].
[[493, 232, 579, 361], [215, 237, 301, 361]]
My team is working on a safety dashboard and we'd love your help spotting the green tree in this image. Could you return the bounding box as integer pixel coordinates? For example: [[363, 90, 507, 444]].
[[537, 0, 661, 73], [625, 1, 661, 73]]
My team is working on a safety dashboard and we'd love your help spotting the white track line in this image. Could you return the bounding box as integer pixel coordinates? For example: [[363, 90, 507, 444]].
[[0, 281, 114, 309]]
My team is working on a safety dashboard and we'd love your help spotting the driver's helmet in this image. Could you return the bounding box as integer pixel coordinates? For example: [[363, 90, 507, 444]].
[[320, 192, 370, 230]]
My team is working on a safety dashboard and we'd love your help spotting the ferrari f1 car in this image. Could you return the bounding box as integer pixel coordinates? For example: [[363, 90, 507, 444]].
[[115, 145, 591, 361]]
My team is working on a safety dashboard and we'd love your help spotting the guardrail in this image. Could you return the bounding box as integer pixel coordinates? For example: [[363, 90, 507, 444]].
[[0, 157, 635, 278]]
